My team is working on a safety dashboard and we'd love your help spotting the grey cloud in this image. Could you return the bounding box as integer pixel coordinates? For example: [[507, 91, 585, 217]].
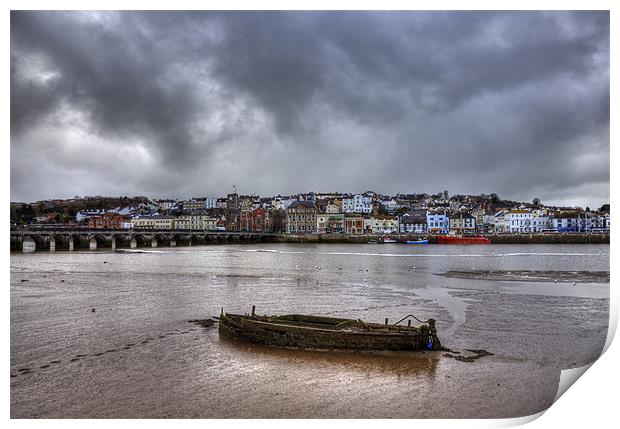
[[10, 11, 609, 208]]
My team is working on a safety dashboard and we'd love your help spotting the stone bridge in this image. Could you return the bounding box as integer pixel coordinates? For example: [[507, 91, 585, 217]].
[[10, 228, 278, 252]]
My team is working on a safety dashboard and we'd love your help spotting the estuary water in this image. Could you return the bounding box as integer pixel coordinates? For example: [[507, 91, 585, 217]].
[[10, 243, 609, 418]]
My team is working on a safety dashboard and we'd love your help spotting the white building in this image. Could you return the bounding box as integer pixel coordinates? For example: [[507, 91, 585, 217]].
[[272, 197, 297, 211], [325, 203, 342, 214], [504, 210, 549, 233], [205, 197, 218, 209], [505, 210, 534, 233], [379, 199, 399, 214], [155, 199, 177, 211], [343, 194, 372, 214], [531, 215, 549, 232], [591, 213, 610, 232], [426, 210, 449, 234], [400, 211, 427, 234], [482, 213, 498, 233]]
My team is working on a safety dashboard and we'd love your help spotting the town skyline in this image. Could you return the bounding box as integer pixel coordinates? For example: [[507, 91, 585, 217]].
[[10, 188, 610, 238], [10, 188, 609, 211]]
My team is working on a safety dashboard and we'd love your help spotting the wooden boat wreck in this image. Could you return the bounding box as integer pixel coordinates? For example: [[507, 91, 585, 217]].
[[218, 306, 442, 352]]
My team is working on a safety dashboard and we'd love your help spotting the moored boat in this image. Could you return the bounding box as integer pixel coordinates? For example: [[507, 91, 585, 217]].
[[218, 307, 442, 352], [406, 239, 429, 244], [382, 237, 397, 243], [437, 235, 491, 244]]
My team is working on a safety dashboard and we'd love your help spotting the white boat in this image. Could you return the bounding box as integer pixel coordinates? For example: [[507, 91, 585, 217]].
[[406, 239, 429, 245]]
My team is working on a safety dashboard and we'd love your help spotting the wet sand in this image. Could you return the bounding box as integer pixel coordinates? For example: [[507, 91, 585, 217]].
[[10, 243, 609, 418]]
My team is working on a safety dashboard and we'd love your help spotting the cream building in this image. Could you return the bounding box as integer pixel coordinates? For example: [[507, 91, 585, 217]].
[[364, 216, 399, 234], [131, 215, 175, 230], [175, 213, 218, 230]]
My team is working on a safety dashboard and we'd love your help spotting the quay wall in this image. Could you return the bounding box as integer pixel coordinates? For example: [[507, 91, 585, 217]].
[[274, 233, 609, 244], [10, 231, 609, 252]]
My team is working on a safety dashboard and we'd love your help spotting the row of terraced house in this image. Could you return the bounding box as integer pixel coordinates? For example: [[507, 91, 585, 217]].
[[72, 192, 609, 235]]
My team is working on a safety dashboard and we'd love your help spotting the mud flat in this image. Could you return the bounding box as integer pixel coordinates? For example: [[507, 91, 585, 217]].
[[10, 243, 609, 418], [438, 270, 609, 283]]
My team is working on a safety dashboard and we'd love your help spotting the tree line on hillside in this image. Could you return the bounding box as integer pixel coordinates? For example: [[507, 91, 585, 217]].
[[10, 196, 150, 224]]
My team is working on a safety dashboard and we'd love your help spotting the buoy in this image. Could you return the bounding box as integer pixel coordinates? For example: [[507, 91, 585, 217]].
[[363, 279, 367, 282], [91, 308, 95, 313], [554, 279, 558, 283]]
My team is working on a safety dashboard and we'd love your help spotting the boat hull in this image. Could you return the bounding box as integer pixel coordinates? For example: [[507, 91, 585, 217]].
[[436, 235, 491, 244], [219, 313, 441, 352], [406, 240, 429, 244]]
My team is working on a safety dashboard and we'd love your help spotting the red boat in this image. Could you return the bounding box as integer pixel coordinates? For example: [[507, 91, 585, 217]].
[[436, 235, 491, 244]]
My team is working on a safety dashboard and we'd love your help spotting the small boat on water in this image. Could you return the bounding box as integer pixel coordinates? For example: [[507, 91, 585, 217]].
[[382, 237, 397, 243], [219, 306, 442, 352], [406, 239, 429, 245]]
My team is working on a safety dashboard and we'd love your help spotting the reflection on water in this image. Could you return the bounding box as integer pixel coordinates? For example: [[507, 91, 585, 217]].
[[10, 243, 609, 418]]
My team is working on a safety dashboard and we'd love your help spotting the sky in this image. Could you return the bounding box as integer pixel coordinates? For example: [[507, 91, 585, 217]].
[[10, 11, 610, 208]]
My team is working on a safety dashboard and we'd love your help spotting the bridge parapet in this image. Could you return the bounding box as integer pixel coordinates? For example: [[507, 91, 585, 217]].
[[11, 227, 278, 252]]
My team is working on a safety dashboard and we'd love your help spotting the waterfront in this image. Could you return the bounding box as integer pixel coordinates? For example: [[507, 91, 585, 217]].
[[10, 243, 609, 418]]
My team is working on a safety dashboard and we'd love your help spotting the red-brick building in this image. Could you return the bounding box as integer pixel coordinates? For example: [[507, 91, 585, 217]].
[[88, 213, 130, 229], [240, 207, 270, 232], [344, 215, 365, 235]]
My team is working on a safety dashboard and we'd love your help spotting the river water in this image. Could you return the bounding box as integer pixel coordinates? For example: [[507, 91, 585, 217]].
[[10, 243, 609, 418]]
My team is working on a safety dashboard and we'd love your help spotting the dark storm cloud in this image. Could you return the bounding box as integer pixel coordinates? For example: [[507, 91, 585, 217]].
[[10, 11, 609, 207]]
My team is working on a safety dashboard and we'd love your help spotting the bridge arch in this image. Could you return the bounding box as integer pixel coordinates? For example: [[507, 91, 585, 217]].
[[87, 234, 108, 250], [21, 235, 46, 252], [190, 234, 204, 246], [151, 234, 168, 248]]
